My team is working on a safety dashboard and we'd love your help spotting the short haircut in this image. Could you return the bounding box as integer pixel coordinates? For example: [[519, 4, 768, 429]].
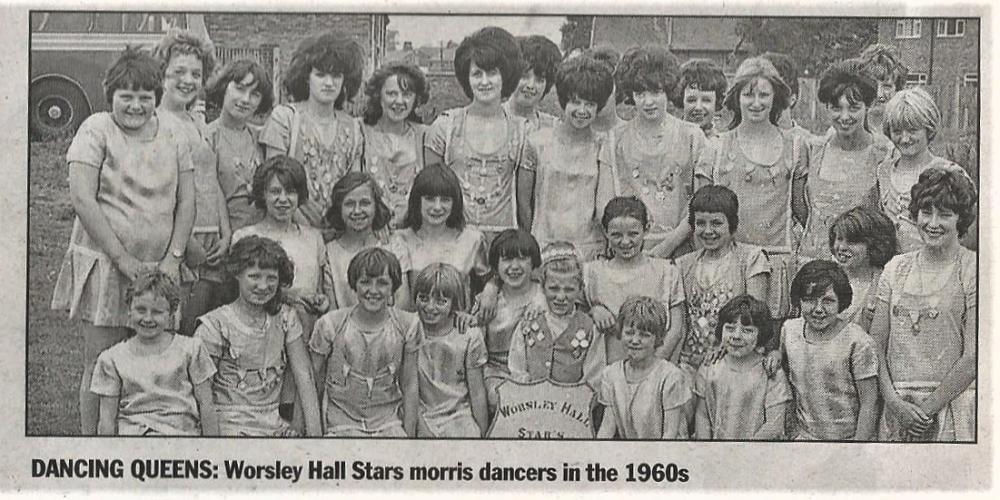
[[283, 31, 365, 108], [723, 56, 792, 129], [251, 155, 309, 211], [671, 58, 727, 110], [225, 235, 296, 315], [615, 45, 681, 105], [454, 26, 523, 100], [324, 172, 393, 233], [790, 260, 853, 312], [103, 46, 163, 105], [883, 87, 940, 141], [517, 35, 562, 97], [617, 295, 669, 346], [714, 294, 774, 350], [126, 270, 182, 314], [555, 54, 615, 112], [362, 64, 430, 126], [205, 59, 274, 116], [152, 28, 216, 84], [601, 196, 650, 230], [828, 206, 898, 268], [817, 59, 878, 108], [403, 165, 466, 231], [688, 185, 739, 234], [488, 228, 542, 272], [539, 241, 584, 290], [760, 52, 799, 98], [347, 247, 404, 293], [908, 167, 978, 237], [412, 262, 468, 313], [859, 43, 909, 91]]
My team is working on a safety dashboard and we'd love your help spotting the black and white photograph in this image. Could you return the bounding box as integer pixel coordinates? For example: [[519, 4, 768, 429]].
[[3, 1, 993, 491]]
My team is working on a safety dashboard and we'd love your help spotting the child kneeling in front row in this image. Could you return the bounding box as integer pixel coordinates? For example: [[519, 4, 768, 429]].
[[694, 294, 791, 440], [597, 296, 691, 439]]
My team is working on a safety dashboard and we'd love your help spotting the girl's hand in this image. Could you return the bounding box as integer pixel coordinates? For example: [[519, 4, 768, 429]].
[[185, 238, 208, 268], [762, 350, 782, 378], [475, 287, 499, 325], [590, 304, 616, 332], [886, 395, 932, 433], [205, 234, 231, 266], [157, 256, 182, 284], [283, 288, 303, 306], [453, 312, 478, 334], [307, 294, 331, 315], [114, 254, 147, 282]]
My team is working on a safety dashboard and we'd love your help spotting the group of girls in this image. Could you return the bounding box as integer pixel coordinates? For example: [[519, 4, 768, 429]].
[[51, 23, 976, 442]]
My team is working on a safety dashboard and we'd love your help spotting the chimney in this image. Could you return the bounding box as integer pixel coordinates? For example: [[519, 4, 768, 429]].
[[403, 41, 413, 50]]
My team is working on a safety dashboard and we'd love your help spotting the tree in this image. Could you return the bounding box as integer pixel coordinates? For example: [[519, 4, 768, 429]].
[[734, 18, 878, 76], [560, 16, 593, 53]]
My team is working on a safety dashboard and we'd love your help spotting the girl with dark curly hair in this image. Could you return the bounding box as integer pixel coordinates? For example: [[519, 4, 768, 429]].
[[672, 58, 727, 137], [827, 206, 898, 328], [504, 35, 562, 133]]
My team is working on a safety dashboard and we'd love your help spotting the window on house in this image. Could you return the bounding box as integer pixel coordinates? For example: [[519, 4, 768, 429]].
[[906, 73, 928, 86], [963, 73, 978, 87], [896, 19, 922, 38], [937, 19, 966, 37]]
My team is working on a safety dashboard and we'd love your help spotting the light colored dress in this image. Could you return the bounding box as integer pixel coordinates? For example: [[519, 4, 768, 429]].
[[259, 103, 364, 227], [526, 125, 616, 261], [839, 270, 882, 328], [875, 249, 976, 442], [309, 307, 420, 437], [781, 317, 878, 440], [51, 112, 194, 327], [598, 359, 691, 439], [195, 303, 303, 436], [396, 227, 489, 304], [508, 309, 607, 389], [362, 122, 426, 228], [204, 120, 263, 232], [694, 360, 792, 439], [425, 107, 533, 233], [90, 335, 216, 436], [583, 256, 686, 336], [483, 283, 548, 409], [417, 326, 487, 437], [322, 233, 411, 310]]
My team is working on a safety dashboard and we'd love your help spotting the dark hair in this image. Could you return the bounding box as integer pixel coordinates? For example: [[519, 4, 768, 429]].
[[126, 270, 182, 314], [283, 31, 365, 108], [714, 294, 774, 350], [517, 35, 562, 97], [617, 296, 669, 347], [671, 58, 727, 110], [403, 166, 465, 231], [723, 57, 792, 128], [555, 55, 615, 113], [601, 196, 650, 230], [362, 64, 429, 126], [859, 43, 909, 91], [412, 262, 468, 313], [152, 28, 215, 85], [586, 46, 625, 104], [760, 52, 799, 99], [226, 235, 296, 315], [688, 185, 739, 234], [817, 59, 877, 108], [454, 26, 523, 100], [828, 206, 898, 268], [205, 59, 274, 116], [488, 228, 542, 272], [790, 260, 852, 312], [615, 45, 680, 105], [347, 247, 403, 293], [322, 172, 393, 233], [103, 46, 163, 105], [908, 167, 978, 237], [252, 155, 309, 210]]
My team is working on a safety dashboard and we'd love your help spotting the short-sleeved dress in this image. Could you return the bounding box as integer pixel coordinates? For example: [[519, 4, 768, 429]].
[[527, 125, 617, 261], [675, 243, 770, 371], [609, 115, 710, 250], [483, 283, 548, 409], [195, 303, 303, 436], [259, 103, 364, 227], [598, 359, 692, 439], [424, 107, 532, 233], [51, 112, 194, 327], [323, 233, 412, 309], [396, 227, 489, 302], [693, 360, 792, 439], [309, 307, 420, 437], [781, 318, 878, 440], [417, 326, 488, 437], [875, 249, 976, 442], [508, 309, 607, 390], [90, 335, 216, 436], [204, 120, 264, 232], [362, 122, 426, 228]]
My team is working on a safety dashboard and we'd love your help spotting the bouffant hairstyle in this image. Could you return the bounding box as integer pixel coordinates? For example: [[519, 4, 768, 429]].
[[362, 64, 430, 126], [347, 247, 404, 293], [205, 59, 274, 116], [671, 58, 727, 110], [555, 55, 615, 112], [723, 57, 792, 128], [617, 295, 669, 346], [517, 35, 562, 97], [714, 294, 775, 350], [323, 172, 393, 233], [225, 235, 296, 315], [152, 28, 216, 84], [251, 155, 309, 210], [488, 228, 542, 273], [908, 167, 978, 237], [283, 31, 365, 108], [790, 260, 853, 313], [403, 165, 466, 231], [126, 270, 182, 314], [615, 45, 681, 105], [103, 46, 163, 105], [883, 87, 941, 142], [859, 43, 909, 91], [817, 59, 878, 108], [828, 206, 898, 268], [454, 26, 524, 100], [688, 185, 739, 234]]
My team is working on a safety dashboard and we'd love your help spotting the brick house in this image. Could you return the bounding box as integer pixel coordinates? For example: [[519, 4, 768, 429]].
[[590, 16, 749, 72]]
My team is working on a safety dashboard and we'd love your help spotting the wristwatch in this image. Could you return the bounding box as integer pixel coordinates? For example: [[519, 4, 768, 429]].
[[170, 248, 185, 259]]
